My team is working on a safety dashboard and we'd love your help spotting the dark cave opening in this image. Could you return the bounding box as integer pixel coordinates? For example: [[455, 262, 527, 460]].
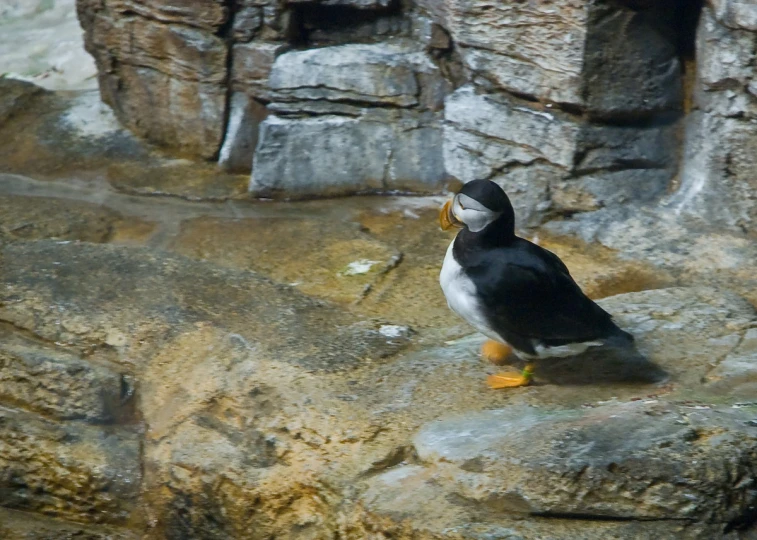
[[287, 0, 405, 47]]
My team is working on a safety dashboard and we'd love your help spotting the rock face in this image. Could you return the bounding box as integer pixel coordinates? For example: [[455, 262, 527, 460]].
[[250, 41, 451, 196], [2, 205, 757, 538], [412, 401, 757, 521], [76, 0, 231, 159], [70, 0, 757, 228], [74, 0, 719, 219], [668, 5, 757, 229]]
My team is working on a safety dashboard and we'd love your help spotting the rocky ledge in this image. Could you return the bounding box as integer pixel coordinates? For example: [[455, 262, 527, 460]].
[[0, 177, 756, 537]]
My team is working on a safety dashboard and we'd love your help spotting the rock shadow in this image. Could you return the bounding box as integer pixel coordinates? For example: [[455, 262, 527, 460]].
[[529, 348, 669, 386]]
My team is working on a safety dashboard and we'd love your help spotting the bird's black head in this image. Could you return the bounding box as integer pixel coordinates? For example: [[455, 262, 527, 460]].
[[440, 180, 515, 238], [459, 180, 513, 214]]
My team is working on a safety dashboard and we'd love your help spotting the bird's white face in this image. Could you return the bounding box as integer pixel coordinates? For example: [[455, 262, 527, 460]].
[[440, 193, 501, 233]]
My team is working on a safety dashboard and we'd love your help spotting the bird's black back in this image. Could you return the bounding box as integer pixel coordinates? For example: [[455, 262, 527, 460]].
[[453, 230, 629, 355]]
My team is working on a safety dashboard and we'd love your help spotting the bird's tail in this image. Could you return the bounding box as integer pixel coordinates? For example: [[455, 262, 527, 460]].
[[602, 326, 635, 350]]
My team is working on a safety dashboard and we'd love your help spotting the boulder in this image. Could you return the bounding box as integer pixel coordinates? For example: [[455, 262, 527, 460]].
[[0, 508, 136, 540], [0, 240, 408, 371], [416, 0, 588, 105], [412, 401, 757, 521], [268, 42, 447, 109], [231, 41, 288, 99], [443, 85, 579, 178], [416, 0, 681, 117], [711, 0, 757, 31], [217, 92, 268, 173], [1, 191, 757, 536], [0, 325, 127, 423], [0, 78, 45, 125], [250, 42, 452, 190], [0, 408, 140, 524], [77, 1, 229, 158], [444, 86, 676, 220], [0, 195, 122, 243], [668, 6, 757, 230], [251, 112, 447, 197]]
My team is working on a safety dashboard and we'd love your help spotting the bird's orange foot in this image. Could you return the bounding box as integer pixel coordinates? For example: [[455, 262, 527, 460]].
[[486, 364, 534, 389], [481, 340, 513, 365]]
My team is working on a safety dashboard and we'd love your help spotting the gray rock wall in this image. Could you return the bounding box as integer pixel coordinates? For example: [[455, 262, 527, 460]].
[[76, 0, 757, 229], [667, 3, 757, 230]]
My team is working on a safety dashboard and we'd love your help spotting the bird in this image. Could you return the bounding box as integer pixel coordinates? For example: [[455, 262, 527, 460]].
[[438, 179, 634, 388]]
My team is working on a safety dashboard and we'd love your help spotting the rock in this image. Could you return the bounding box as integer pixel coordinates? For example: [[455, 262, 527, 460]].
[[594, 287, 755, 390], [552, 169, 671, 214], [250, 111, 448, 197], [697, 7, 755, 93], [444, 85, 579, 178], [670, 111, 757, 229], [575, 122, 678, 174], [268, 100, 366, 117], [704, 327, 757, 399], [0, 195, 121, 243], [445, 85, 678, 181], [417, 0, 588, 105], [544, 206, 757, 309], [232, 3, 263, 42], [253, 43, 453, 194], [230, 41, 288, 99], [291, 0, 393, 8], [711, 0, 757, 31], [168, 215, 402, 305], [98, 0, 230, 31], [0, 325, 127, 422], [0, 508, 136, 540], [0, 240, 409, 371], [489, 163, 555, 229], [582, 3, 682, 120], [2, 186, 757, 537], [217, 92, 268, 173], [298, 6, 412, 47], [669, 7, 757, 230], [104, 63, 227, 160], [78, 1, 229, 158], [0, 78, 45, 125], [58, 90, 128, 141], [535, 235, 677, 301], [268, 42, 448, 110], [0, 408, 140, 523], [354, 285, 757, 537], [418, 0, 680, 117], [106, 160, 249, 201], [0, 89, 152, 178], [357, 467, 728, 540], [251, 115, 387, 195], [412, 400, 757, 521], [444, 86, 676, 220]]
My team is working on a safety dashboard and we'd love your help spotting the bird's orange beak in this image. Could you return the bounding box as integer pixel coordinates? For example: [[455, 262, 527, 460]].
[[439, 200, 463, 231]]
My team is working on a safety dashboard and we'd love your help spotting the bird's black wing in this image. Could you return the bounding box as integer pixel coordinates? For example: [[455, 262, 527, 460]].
[[471, 244, 618, 346]]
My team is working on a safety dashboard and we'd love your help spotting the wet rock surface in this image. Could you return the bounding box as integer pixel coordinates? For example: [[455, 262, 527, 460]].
[[67, 0, 695, 216], [0, 407, 140, 524], [1, 149, 757, 538], [0, 507, 137, 540], [3, 18, 757, 535]]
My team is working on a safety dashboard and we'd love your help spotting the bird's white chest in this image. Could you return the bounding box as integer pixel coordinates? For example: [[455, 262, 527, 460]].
[[439, 241, 501, 342]]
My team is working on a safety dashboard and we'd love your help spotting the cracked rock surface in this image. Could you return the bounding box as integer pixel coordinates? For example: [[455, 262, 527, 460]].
[[3, 5, 757, 537], [1, 89, 757, 536]]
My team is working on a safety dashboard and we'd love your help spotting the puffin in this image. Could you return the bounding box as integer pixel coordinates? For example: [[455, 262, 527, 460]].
[[439, 180, 634, 388]]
